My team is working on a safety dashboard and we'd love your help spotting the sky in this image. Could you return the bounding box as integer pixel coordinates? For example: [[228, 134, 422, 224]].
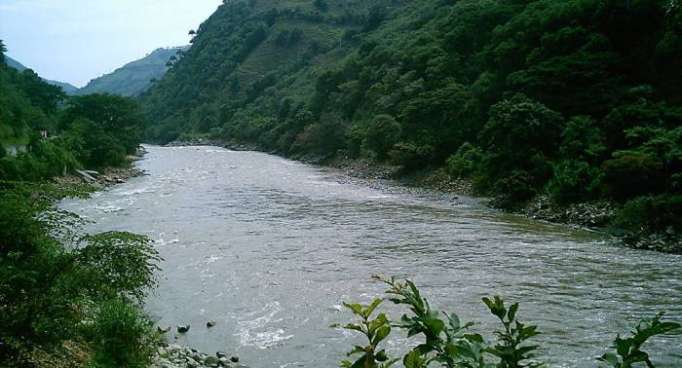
[[0, 0, 223, 87]]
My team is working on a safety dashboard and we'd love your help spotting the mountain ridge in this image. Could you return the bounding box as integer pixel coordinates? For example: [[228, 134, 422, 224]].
[[77, 46, 189, 97], [6, 56, 79, 94]]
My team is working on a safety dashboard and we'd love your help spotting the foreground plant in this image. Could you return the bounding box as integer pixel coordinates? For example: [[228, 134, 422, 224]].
[[598, 312, 681, 368], [335, 298, 398, 368], [338, 277, 680, 368]]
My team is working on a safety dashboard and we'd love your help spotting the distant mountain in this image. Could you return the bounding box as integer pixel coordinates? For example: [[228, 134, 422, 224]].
[[77, 47, 188, 97], [5, 56, 79, 95]]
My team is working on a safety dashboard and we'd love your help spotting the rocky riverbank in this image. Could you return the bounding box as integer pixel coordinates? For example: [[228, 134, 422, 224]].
[[521, 196, 617, 229], [53, 147, 147, 189], [153, 344, 248, 368]]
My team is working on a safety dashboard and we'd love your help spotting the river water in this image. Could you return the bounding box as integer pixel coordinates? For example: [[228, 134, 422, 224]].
[[60, 145, 682, 367]]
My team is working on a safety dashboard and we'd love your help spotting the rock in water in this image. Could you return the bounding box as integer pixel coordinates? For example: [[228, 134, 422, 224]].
[[157, 325, 171, 333], [177, 324, 190, 333], [206, 320, 216, 328], [204, 356, 220, 366]]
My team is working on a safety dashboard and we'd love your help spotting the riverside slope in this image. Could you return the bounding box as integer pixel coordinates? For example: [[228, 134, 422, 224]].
[[60, 146, 682, 368]]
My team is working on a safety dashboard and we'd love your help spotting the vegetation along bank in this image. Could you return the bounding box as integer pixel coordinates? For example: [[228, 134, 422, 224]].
[[0, 42, 159, 367], [142, 0, 682, 253]]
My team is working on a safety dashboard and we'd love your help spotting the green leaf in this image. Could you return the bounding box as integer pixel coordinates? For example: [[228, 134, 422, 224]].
[[508, 303, 519, 322], [597, 352, 620, 367], [372, 325, 391, 345], [403, 349, 426, 368], [343, 302, 364, 317], [364, 298, 383, 319]]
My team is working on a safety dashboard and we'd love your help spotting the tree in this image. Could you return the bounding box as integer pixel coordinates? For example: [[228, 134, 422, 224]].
[[61, 94, 145, 157], [479, 94, 563, 184], [0, 39, 6, 65], [362, 114, 402, 160]]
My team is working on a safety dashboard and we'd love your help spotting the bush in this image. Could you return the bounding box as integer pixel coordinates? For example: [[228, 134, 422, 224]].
[[480, 94, 564, 167], [89, 299, 157, 368], [602, 152, 666, 200], [615, 194, 682, 233], [492, 170, 537, 209], [75, 232, 160, 302], [548, 160, 602, 204], [446, 142, 483, 178], [362, 115, 402, 160], [338, 277, 681, 368], [559, 116, 606, 161], [388, 142, 434, 171], [0, 186, 160, 366], [292, 115, 347, 156]]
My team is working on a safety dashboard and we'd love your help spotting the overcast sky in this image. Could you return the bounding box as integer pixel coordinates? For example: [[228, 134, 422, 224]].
[[0, 0, 222, 87]]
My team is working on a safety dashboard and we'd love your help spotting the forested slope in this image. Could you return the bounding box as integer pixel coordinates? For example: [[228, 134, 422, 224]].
[[78, 47, 188, 97], [142, 0, 682, 251], [5, 56, 79, 94]]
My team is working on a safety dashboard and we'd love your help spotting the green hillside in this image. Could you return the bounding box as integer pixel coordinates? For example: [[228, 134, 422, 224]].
[[142, 0, 682, 252], [78, 47, 188, 97], [5, 56, 79, 94]]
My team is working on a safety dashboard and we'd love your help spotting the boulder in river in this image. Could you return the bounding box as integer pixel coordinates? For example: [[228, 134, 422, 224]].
[[204, 356, 220, 366], [177, 324, 190, 333], [157, 325, 171, 333]]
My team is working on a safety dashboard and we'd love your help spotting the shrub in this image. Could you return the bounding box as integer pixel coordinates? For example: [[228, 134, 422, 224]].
[[0, 186, 160, 366], [602, 152, 666, 200], [292, 115, 347, 156], [599, 312, 681, 368], [446, 142, 483, 178], [89, 298, 157, 368], [492, 170, 537, 209], [559, 116, 606, 161], [389, 142, 434, 171], [480, 94, 564, 168], [75, 232, 160, 302], [362, 115, 402, 160], [339, 278, 680, 368], [548, 160, 602, 204], [615, 194, 682, 233]]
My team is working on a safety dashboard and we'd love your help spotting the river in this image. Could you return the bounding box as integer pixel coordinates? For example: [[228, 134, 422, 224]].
[[59, 145, 682, 367]]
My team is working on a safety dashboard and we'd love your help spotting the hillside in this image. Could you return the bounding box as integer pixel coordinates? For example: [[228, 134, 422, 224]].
[[78, 47, 188, 97], [6, 56, 79, 94], [142, 0, 682, 252]]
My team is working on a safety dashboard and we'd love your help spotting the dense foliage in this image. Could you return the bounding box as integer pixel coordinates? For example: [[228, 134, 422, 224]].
[[0, 42, 157, 367], [0, 183, 160, 367], [0, 43, 147, 180], [338, 277, 680, 368], [142, 0, 682, 252]]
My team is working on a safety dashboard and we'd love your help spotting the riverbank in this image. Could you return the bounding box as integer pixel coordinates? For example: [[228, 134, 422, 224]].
[[153, 344, 247, 368]]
